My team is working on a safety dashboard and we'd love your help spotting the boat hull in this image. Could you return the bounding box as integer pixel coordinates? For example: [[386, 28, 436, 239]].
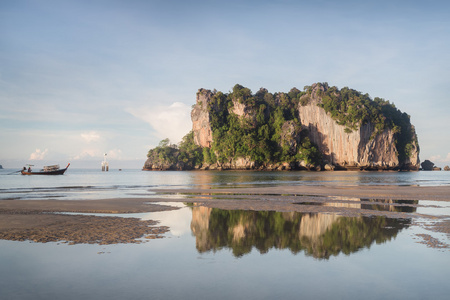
[[21, 169, 67, 175], [21, 164, 70, 175]]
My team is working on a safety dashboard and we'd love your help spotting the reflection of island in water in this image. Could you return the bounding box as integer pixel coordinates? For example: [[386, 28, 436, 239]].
[[300, 198, 418, 213], [190, 200, 415, 259]]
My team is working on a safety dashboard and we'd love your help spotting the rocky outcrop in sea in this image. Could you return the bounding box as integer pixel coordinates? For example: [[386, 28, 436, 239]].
[[145, 83, 420, 171], [189, 83, 419, 171]]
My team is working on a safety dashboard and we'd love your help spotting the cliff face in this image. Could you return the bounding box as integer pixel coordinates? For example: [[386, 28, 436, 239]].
[[280, 120, 301, 155], [406, 139, 420, 170], [191, 89, 215, 148], [231, 98, 257, 125], [298, 84, 419, 170]]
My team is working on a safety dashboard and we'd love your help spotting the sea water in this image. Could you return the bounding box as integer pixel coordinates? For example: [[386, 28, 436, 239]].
[[2, 168, 450, 201], [0, 169, 449, 299]]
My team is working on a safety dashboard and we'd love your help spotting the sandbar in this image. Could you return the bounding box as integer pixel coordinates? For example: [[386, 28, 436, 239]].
[[0, 184, 449, 246]]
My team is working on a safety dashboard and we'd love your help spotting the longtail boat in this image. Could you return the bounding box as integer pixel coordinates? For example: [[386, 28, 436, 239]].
[[21, 163, 70, 175]]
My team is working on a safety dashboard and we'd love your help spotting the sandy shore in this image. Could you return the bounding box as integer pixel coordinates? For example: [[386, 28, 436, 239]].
[[1, 185, 449, 246]]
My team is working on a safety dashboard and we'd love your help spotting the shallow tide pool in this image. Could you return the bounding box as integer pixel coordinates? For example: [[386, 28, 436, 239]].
[[1, 202, 449, 300]]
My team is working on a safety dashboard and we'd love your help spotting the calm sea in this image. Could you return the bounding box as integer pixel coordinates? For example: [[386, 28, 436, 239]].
[[1, 169, 449, 300], [1, 168, 450, 201]]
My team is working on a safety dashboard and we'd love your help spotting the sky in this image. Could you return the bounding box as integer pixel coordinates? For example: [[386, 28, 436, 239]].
[[1, 0, 449, 169]]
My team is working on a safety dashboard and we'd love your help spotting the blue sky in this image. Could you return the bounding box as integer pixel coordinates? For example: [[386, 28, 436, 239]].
[[1, 0, 449, 169]]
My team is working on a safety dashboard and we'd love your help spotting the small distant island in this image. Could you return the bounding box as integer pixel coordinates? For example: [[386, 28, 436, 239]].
[[0, 165, 3, 169], [144, 83, 420, 171], [421, 160, 444, 171]]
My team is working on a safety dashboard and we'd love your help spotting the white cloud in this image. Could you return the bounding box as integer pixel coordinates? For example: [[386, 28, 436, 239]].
[[81, 131, 101, 143], [429, 155, 441, 162], [72, 148, 122, 160], [107, 149, 123, 159], [29, 149, 49, 160], [72, 149, 102, 160], [428, 153, 450, 166], [127, 102, 191, 143]]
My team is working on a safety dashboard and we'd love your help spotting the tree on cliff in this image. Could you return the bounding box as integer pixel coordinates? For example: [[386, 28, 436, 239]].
[[144, 132, 202, 170], [177, 131, 203, 167]]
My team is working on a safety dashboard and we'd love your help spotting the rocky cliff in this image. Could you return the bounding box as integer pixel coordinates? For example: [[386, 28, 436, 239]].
[[298, 84, 420, 170], [145, 83, 420, 171], [189, 83, 419, 170], [191, 89, 215, 148]]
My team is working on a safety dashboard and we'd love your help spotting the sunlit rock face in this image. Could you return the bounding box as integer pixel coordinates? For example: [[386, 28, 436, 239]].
[[231, 99, 254, 119], [191, 89, 215, 148], [298, 84, 420, 170], [280, 120, 301, 155]]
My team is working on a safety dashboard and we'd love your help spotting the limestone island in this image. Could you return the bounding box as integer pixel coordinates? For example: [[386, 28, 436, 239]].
[[143, 83, 420, 171]]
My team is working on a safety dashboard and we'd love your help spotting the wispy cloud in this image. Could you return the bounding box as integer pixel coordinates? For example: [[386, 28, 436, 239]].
[[107, 149, 123, 159], [72, 149, 102, 160], [429, 153, 450, 166], [72, 148, 123, 161], [81, 131, 101, 143], [29, 149, 49, 160], [127, 102, 191, 144]]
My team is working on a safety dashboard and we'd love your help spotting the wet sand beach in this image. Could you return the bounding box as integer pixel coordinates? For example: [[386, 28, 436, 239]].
[[1, 185, 449, 246]]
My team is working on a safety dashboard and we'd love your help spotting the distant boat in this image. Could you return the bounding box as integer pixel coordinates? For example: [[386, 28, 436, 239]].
[[21, 163, 70, 175]]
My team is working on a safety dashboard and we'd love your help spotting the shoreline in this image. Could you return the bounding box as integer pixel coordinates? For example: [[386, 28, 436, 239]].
[[0, 184, 449, 246]]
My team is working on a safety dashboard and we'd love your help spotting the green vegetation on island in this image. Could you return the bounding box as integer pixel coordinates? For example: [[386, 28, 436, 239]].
[[145, 132, 203, 170], [144, 83, 418, 170], [204, 84, 321, 166]]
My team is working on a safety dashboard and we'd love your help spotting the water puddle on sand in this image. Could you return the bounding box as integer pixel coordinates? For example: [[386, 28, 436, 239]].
[[293, 198, 450, 217], [295, 198, 419, 213], [50, 200, 449, 253], [1, 202, 449, 300], [415, 200, 450, 217]]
